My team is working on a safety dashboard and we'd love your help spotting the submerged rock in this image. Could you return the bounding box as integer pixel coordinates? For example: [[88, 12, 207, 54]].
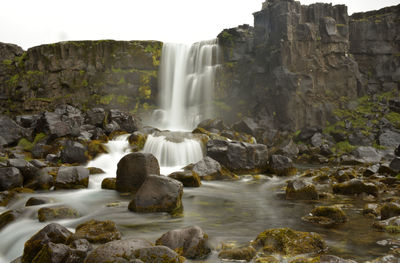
[[69, 219, 121, 244], [85, 238, 183, 263], [0, 209, 22, 230], [156, 225, 211, 259], [251, 228, 326, 256], [128, 175, 183, 213], [116, 152, 160, 192]]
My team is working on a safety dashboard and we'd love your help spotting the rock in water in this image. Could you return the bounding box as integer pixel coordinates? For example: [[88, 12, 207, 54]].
[[168, 170, 202, 187], [286, 179, 319, 200], [156, 226, 211, 259], [55, 166, 89, 189], [333, 179, 378, 197], [184, 156, 236, 181], [116, 152, 160, 192], [69, 219, 121, 244], [60, 140, 88, 164], [268, 154, 297, 176], [37, 206, 80, 222], [128, 175, 183, 213]]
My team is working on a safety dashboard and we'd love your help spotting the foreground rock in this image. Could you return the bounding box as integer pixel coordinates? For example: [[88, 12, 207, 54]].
[[128, 175, 183, 213], [286, 179, 319, 200], [184, 156, 236, 181], [168, 170, 201, 187], [37, 206, 80, 222], [55, 166, 89, 189], [380, 203, 400, 220], [85, 238, 183, 263], [101, 178, 116, 190], [373, 216, 400, 233], [69, 219, 121, 244], [116, 153, 160, 192], [251, 228, 326, 256], [156, 226, 211, 259], [206, 139, 268, 174]]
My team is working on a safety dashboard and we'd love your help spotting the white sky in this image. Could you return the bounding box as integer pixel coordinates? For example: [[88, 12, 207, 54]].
[[1, 0, 399, 50]]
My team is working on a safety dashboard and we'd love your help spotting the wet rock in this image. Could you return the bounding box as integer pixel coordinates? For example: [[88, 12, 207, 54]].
[[69, 219, 121, 244], [85, 238, 183, 263], [104, 121, 120, 134], [60, 140, 88, 164], [25, 167, 55, 190], [88, 167, 105, 175], [26, 197, 51, 206], [0, 167, 23, 191], [30, 242, 71, 263], [55, 166, 89, 189], [352, 146, 382, 163], [85, 108, 106, 127], [108, 109, 139, 133], [206, 139, 268, 174], [128, 131, 147, 152], [364, 164, 380, 177], [379, 130, 400, 148], [128, 175, 183, 213], [286, 179, 319, 200], [168, 170, 202, 187], [363, 203, 380, 217], [156, 225, 211, 259], [373, 216, 400, 234], [218, 246, 256, 262], [268, 154, 297, 176], [87, 140, 108, 159], [319, 255, 357, 263], [101, 178, 116, 190], [303, 205, 348, 225], [186, 156, 237, 181], [333, 179, 379, 197], [0, 115, 28, 146], [38, 206, 80, 222], [116, 152, 160, 192], [332, 168, 356, 183], [380, 202, 400, 220], [0, 209, 22, 230], [22, 223, 73, 263], [8, 158, 38, 182], [0, 188, 34, 206], [251, 228, 325, 256], [389, 157, 400, 173], [232, 117, 260, 136]]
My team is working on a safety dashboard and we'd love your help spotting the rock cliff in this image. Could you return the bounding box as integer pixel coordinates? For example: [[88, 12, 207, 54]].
[[0, 40, 162, 115]]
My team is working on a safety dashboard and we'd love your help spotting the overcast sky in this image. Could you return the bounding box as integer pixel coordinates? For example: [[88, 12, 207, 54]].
[[1, 0, 399, 50]]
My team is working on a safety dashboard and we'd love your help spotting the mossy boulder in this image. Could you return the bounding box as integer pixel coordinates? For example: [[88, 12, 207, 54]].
[[0, 209, 22, 230], [303, 205, 348, 226], [60, 140, 88, 164], [268, 154, 297, 176], [101, 178, 116, 190], [251, 228, 326, 256], [37, 206, 80, 222], [69, 219, 121, 244], [373, 215, 400, 233], [185, 156, 237, 181], [25, 197, 51, 206], [87, 140, 108, 159], [332, 179, 379, 197], [55, 166, 89, 189], [218, 246, 256, 262], [156, 225, 211, 259], [168, 170, 202, 187], [286, 179, 319, 200], [128, 131, 148, 152], [380, 202, 400, 220]]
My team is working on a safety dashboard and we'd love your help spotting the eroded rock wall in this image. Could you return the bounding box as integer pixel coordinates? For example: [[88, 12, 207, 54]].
[[0, 40, 162, 115]]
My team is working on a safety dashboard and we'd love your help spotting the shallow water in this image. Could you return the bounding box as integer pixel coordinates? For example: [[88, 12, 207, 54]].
[[0, 137, 394, 262]]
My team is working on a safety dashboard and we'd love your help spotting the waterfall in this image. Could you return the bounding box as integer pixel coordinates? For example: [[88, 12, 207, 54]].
[[153, 40, 220, 131], [144, 40, 219, 171]]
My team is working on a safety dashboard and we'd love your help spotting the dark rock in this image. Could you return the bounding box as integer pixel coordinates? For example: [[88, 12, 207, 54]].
[[389, 157, 400, 173], [88, 167, 105, 175], [320, 144, 333, 156], [395, 144, 400, 157], [378, 163, 398, 176], [379, 131, 400, 148], [364, 164, 380, 177], [55, 166, 89, 189], [30, 242, 70, 263], [0, 209, 22, 230], [69, 219, 121, 244], [31, 143, 51, 159], [30, 159, 47, 168], [128, 131, 147, 152], [128, 175, 183, 213], [22, 223, 73, 263], [305, 205, 348, 225], [278, 139, 299, 158], [186, 156, 237, 181], [8, 158, 38, 182], [26, 197, 51, 206], [206, 139, 268, 174], [232, 117, 260, 136], [85, 108, 106, 127], [363, 203, 379, 217], [116, 152, 160, 192], [197, 119, 227, 132], [297, 127, 322, 142], [45, 153, 59, 164], [268, 154, 297, 176], [168, 170, 202, 187], [60, 140, 88, 164], [0, 167, 23, 191], [87, 140, 108, 159], [218, 246, 256, 262], [349, 131, 374, 146], [104, 121, 120, 134], [85, 238, 183, 263], [286, 179, 319, 200], [381, 202, 400, 220], [156, 225, 211, 259], [108, 109, 139, 133], [25, 167, 55, 190], [101, 178, 116, 190], [333, 179, 379, 196], [352, 146, 382, 163], [37, 206, 80, 222], [16, 115, 40, 129], [0, 115, 27, 146], [251, 228, 325, 256]]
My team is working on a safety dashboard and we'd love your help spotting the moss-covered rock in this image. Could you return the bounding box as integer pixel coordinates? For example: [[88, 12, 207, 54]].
[[303, 205, 348, 226], [218, 246, 256, 262], [128, 131, 148, 152], [37, 206, 80, 222], [251, 228, 326, 256], [0, 209, 22, 230], [168, 170, 202, 187], [101, 178, 116, 190], [380, 202, 400, 220], [69, 219, 121, 244], [286, 179, 319, 200], [333, 179, 379, 196], [87, 140, 108, 159]]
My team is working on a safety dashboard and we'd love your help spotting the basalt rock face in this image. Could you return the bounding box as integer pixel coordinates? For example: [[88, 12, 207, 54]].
[[217, 0, 363, 130], [349, 5, 400, 94], [0, 40, 162, 115]]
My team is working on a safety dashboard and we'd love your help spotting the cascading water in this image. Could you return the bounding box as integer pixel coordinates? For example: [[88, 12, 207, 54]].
[[145, 40, 220, 171]]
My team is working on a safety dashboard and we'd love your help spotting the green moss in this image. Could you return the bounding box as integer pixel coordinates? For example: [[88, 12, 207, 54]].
[[336, 24, 346, 27], [17, 138, 34, 151], [334, 141, 356, 154], [99, 94, 115, 105], [139, 75, 151, 99], [7, 74, 19, 87], [2, 59, 13, 66], [385, 112, 400, 129], [81, 79, 89, 87], [213, 100, 231, 112], [117, 77, 126, 85], [144, 42, 162, 66]]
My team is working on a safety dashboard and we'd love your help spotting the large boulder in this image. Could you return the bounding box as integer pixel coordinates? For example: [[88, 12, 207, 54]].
[[333, 179, 379, 197], [286, 179, 319, 200], [55, 166, 89, 189], [156, 226, 211, 259], [206, 139, 268, 174], [268, 154, 297, 176], [22, 223, 73, 263], [0, 115, 27, 146], [389, 157, 400, 173], [185, 156, 236, 181], [85, 108, 106, 127], [251, 228, 326, 256], [85, 238, 183, 263], [116, 152, 160, 192], [128, 175, 183, 213], [69, 219, 121, 244], [380, 202, 400, 220], [37, 206, 80, 222], [0, 167, 23, 191], [25, 167, 55, 190], [60, 140, 88, 164]]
